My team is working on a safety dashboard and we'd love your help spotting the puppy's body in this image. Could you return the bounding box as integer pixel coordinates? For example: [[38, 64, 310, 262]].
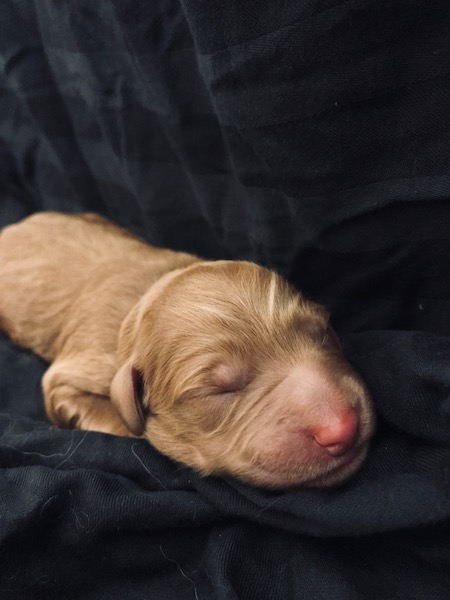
[[0, 213, 198, 435], [0, 212, 375, 488]]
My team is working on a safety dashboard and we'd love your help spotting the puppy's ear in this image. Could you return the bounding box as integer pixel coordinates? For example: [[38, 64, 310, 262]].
[[110, 361, 147, 436]]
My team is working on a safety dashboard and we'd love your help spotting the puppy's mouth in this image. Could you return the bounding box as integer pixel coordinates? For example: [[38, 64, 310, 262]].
[[240, 442, 368, 490], [303, 443, 368, 488]]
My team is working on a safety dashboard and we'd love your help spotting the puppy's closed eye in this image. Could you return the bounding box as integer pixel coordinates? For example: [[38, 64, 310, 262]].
[[292, 309, 329, 342], [304, 321, 328, 343], [210, 364, 251, 395], [294, 315, 340, 349]]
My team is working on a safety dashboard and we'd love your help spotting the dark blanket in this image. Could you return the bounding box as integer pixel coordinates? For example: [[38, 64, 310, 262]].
[[1, 1, 450, 598]]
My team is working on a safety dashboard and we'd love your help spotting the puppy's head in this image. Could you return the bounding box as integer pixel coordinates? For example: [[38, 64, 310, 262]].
[[111, 261, 375, 489]]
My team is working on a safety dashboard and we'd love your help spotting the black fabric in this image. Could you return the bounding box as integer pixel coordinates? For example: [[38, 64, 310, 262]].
[[1, 1, 450, 598]]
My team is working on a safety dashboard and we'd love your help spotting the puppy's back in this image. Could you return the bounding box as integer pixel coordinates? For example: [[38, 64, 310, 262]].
[[0, 212, 197, 360]]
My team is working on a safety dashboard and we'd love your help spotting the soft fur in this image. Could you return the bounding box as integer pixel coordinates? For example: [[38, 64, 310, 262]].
[[0, 212, 375, 488]]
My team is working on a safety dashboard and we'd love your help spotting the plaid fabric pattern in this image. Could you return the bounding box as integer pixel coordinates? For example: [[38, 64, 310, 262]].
[[1, 1, 450, 598]]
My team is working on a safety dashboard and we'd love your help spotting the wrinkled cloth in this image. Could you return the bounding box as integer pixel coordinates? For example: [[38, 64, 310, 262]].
[[0, 1, 449, 599]]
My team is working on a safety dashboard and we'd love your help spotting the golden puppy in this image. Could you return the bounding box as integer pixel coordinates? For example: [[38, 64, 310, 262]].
[[0, 212, 375, 488]]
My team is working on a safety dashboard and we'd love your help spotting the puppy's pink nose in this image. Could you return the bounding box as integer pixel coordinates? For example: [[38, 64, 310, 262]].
[[312, 409, 359, 456]]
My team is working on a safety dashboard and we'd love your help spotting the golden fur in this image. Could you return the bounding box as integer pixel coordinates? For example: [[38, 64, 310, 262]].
[[0, 212, 375, 488]]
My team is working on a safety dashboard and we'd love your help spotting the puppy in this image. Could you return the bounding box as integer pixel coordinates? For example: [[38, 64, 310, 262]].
[[0, 212, 375, 488]]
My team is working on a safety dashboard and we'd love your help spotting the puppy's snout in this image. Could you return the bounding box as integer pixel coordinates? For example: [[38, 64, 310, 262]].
[[312, 408, 359, 456]]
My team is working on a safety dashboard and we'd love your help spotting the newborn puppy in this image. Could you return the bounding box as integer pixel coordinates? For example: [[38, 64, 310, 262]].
[[0, 212, 375, 488]]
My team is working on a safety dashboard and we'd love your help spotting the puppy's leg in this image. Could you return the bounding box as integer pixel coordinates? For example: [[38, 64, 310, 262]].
[[42, 356, 133, 437]]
